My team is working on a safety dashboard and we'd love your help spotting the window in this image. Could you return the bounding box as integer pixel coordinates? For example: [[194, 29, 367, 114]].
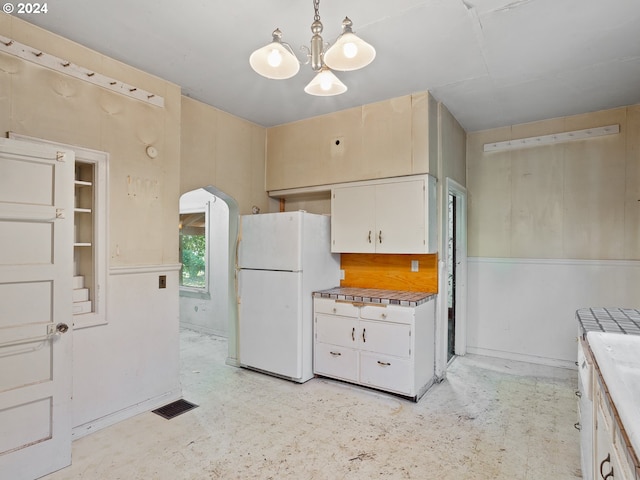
[[179, 211, 208, 290]]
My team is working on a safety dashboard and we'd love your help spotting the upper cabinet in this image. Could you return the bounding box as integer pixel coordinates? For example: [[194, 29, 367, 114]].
[[266, 92, 437, 192], [331, 175, 436, 254]]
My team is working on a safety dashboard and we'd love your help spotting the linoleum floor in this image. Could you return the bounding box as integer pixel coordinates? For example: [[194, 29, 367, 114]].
[[43, 329, 582, 479]]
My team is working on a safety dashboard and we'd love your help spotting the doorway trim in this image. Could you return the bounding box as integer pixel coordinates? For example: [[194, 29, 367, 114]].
[[199, 185, 240, 367], [437, 178, 467, 374]]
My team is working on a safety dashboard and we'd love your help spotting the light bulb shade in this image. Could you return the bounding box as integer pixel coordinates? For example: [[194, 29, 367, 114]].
[[324, 32, 376, 71], [304, 68, 347, 96], [250, 38, 300, 80]]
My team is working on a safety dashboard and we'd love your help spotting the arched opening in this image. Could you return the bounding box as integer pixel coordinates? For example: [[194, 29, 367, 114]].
[[178, 186, 239, 366]]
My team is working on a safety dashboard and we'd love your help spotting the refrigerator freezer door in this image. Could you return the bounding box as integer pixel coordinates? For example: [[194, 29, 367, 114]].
[[239, 212, 303, 271], [238, 269, 305, 381]]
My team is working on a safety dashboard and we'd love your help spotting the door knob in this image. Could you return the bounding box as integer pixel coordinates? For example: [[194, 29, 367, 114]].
[[56, 323, 69, 334]]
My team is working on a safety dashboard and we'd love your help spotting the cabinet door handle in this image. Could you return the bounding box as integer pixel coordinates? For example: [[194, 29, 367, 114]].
[[362, 328, 366, 343], [575, 390, 582, 398], [332, 307, 337, 314], [599, 453, 614, 479], [381, 313, 387, 319], [351, 327, 355, 342], [574, 422, 581, 431], [378, 230, 382, 244], [330, 351, 342, 357], [368, 230, 372, 243], [377, 361, 391, 367]]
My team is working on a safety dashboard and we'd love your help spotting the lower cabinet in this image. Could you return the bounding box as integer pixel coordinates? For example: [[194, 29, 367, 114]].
[[580, 336, 639, 480], [313, 296, 435, 400]]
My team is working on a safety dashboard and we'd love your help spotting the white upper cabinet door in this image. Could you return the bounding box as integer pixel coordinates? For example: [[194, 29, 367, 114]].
[[0, 138, 74, 480], [331, 175, 436, 254], [375, 180, 426, 253], [331, 184, 376, 253]]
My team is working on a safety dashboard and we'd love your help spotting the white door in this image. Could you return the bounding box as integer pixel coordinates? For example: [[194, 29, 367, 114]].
[[238, 269, 303, 380], [238, 212, 303, 271], [0, 138, 74, 479], [375, 180, 426, 253], [331, 185, 375, 253]]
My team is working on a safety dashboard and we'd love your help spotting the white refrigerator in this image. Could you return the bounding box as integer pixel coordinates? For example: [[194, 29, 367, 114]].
[[238, 211, 340, 383]]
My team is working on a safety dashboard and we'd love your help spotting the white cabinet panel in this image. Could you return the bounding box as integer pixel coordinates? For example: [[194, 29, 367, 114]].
[[315, 313, 358, 349], [314, 342, 358, 383], [331, 175, 436, 254], [313, 296, 435, 400], [360, 320, 411, 358], [360, 353, 412, 395], [331, 185, 375, 253]]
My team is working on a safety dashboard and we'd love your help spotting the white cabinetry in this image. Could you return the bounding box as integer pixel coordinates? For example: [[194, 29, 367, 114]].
[[313, 296, 435, 400], [593, 376, 636, 480], [330, 175, 436, 254]]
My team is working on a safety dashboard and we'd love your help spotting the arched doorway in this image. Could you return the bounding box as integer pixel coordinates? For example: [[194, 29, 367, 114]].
[[178, 186, 239, 366]]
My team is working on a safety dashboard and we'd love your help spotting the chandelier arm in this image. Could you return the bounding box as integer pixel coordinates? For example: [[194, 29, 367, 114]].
[[299, 46, 312, 66], [280, 41, 303, 64]]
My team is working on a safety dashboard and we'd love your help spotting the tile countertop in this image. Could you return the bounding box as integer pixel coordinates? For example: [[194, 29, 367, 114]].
[[313, 287, 436, 307], [576, 307, 640, 336], [587, 331, 640, 461]]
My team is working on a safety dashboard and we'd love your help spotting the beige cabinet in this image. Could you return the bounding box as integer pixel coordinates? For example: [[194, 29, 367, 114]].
[[266, 93, 435, 192], [331, 175, 436, 254], [313, 296, 436, 400]]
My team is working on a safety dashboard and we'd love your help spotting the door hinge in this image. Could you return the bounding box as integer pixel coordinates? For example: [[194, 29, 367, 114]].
[[56, 151, 66, 162], [55, 208, 65, 219]]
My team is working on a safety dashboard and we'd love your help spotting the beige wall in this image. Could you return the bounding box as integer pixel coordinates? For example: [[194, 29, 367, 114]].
[[1, 14, 182, 266], [467, 105, 640, 260], [180, 96, 274, 214], [439, 103, 466, 187]]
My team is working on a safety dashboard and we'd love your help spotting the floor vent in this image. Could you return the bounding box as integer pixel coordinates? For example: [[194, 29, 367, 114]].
[[152, 399, 198, 420]]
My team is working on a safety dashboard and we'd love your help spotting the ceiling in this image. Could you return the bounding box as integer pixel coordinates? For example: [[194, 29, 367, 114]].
[[10, 0, 640, 132]]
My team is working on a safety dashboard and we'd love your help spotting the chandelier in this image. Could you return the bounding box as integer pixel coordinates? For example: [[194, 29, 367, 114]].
[[249, 0, 376, 96]]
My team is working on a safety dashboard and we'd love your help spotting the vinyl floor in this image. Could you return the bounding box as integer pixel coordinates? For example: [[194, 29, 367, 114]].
[[42, 328, 582, 479]]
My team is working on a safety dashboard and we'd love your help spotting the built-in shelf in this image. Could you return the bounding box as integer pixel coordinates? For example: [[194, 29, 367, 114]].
[[8, 132, 108, 329]]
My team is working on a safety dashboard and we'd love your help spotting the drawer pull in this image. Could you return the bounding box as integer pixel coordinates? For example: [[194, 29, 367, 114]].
[[368, 230, 372, 243], [381, 313, 387, 319], [362, 328, 366, 343], [599, 453, 613, 479], [377, 361, 391, 367], [330, 351, 342, 357], [332, 307, 337, 314], [351, 327, 355, 342], [378, 230, 383, 244]]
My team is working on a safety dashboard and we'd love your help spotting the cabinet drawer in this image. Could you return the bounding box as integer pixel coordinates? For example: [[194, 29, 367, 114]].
[[314, 343, 358, 382], [360, 305, 413, 324], [360, 352, 412, 395], [360, 320, 411, 358], [314, 298, 359, 317], [577, 338, 593, 400], [315, 314, 358, 348]]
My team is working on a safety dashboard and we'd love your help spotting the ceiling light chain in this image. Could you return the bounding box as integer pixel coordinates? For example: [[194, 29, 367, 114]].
[[249, 0, 376, 97]]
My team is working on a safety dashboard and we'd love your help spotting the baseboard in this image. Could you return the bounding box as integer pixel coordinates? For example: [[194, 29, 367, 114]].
[[466, 346, 577, 370], [71, 388, 182, 440], [180, 322, 226, 338]]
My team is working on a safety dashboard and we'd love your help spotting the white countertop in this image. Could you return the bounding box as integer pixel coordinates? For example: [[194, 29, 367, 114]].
[[587, 331, 640, 458]]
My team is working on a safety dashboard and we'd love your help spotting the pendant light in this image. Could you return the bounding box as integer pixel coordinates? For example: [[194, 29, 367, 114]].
[[249, 0, 375, 96]]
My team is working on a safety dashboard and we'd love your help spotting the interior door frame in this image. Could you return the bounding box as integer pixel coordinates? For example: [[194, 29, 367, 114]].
[[436, 178, 467, 375]]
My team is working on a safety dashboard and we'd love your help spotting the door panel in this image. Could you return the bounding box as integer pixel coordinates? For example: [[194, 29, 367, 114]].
[[0, 138, 74, 480], [375, 180, 425, 253], [331, 185, 375, 253], [238, 269, 302, 379]]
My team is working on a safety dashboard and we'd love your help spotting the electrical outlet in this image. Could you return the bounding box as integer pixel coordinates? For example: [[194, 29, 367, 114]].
[[340, 269, 345, 280], [159, 275, 167, 289], [411, 260, 419, 272]]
